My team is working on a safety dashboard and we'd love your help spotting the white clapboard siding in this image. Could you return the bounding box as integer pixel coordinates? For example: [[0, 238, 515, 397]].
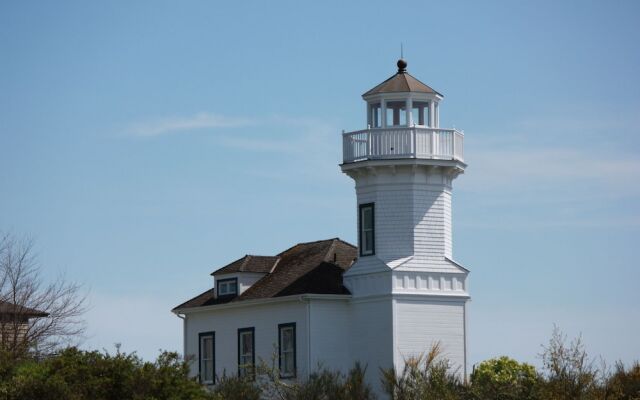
[[184, 301, 308, 380], [394, 298, 466, 376], [353, 166, 454, 268], [349, 298, 394, 394]]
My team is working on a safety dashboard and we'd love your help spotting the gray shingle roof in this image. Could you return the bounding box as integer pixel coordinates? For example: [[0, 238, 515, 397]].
[[173, 238, 357, 311], [0, 300, 48, 318], [363, 60, 442, 97], [211, 255, 279, 276]]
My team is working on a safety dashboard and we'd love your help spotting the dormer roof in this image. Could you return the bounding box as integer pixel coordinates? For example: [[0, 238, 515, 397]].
[[211, 255, 279, 276], [363, 59, 442, 97]]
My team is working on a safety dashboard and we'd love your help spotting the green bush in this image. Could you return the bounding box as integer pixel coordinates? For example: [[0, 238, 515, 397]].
[[0, 328, 638, 400], [210, 373, 261, 400], [284, 363, 374, 400], [0, 347, 213, 400], [470, 356, 538, 400]]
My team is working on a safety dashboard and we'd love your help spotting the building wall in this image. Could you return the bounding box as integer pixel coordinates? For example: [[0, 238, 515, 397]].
[[413, 182, 452, 261], [308, 298, 351, 373], [393, 297, 467, 377], [353, 166, 453, 267], [183, 300, 308, 382], [349, 297, 394, 396]]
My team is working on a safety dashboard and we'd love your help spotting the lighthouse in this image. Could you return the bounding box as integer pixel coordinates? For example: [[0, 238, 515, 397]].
[[340, 59, 470, 381]]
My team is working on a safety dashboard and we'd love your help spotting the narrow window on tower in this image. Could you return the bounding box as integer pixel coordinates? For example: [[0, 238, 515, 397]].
[[359, 203, 375, 256]]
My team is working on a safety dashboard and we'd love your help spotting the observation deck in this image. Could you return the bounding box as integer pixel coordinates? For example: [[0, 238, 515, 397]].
[[342, 126, 464, 164]]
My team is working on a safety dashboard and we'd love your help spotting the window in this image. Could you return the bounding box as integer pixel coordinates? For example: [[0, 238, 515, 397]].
[[237, 327, 255, 378], [217, 278, 238, 297], [278, 323, 296, 378], [412, 101, 429, 126], [199, 332, 215, 384], [369, 103, 381, 128], [386, 101, 406, 126], [359, 203, 375, 256]]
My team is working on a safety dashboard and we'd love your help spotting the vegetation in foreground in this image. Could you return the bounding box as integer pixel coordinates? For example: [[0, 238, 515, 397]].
[[0, 327, 638, 400]]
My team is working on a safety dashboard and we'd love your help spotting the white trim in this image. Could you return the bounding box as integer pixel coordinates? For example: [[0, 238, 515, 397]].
[[350, 292, 470, 304], [269, 258, 281, 274], [445, 257, 471, 273], [173, 294, 351, 315]]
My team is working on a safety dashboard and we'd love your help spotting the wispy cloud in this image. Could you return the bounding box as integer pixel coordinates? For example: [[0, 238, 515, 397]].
[[465, 147, 640, 191], [127, 112, 253, 136]]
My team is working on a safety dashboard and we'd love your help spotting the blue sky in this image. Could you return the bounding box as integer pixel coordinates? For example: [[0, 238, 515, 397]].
[[1, 0, 639, 366]]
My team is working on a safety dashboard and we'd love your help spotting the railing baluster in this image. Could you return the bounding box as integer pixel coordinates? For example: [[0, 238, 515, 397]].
[[342, 127, 463, 163]]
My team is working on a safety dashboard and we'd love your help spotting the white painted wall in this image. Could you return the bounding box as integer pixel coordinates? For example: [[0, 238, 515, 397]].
[[349, 297, 394, 396], [352, 166, 454, 268], [183, 300, 308, 382], [308, 298, 351, 373], [393, 297, 467, 377]]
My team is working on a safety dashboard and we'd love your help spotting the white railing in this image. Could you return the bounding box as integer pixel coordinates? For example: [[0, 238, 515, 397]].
[[342, 127, 464, 163]]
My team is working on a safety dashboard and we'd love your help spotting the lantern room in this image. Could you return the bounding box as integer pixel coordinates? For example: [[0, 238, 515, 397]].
[[363, 59, 443, 129]]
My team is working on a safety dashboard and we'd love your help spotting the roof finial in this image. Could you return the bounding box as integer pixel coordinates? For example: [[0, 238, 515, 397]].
[[397, 43, 407, 73]]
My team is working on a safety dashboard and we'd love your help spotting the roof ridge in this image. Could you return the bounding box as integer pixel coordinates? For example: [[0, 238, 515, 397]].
[[276, 237, 339, 256], [323, 239, 339, 263], [240, 255, 251, 272]]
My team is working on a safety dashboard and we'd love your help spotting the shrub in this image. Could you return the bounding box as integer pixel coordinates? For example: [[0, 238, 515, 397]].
[[283, 363, 374, 400], [607, 361, 640, 400], [539, 326, 603, 399], [0, 347, 214, 400], [256, 352, 375, 400], [470, 356, 538, 400], [380, 342, 465, 400]]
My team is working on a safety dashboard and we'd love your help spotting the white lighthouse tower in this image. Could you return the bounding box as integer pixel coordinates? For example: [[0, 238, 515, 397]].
[[340, 59, 470, 385]]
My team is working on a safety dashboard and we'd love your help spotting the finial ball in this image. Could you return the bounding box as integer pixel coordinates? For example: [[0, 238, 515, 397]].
[[397, 58, 407, 73]]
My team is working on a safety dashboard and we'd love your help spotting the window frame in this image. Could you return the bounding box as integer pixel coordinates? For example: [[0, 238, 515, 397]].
[[278, 323, 297, 379], [217, 277, 238, 298], [358, 203, 375, 256], [198, 331, 215, 385], [237, 327, 255, 379]]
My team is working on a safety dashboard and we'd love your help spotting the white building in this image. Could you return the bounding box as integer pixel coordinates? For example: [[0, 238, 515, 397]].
[[173, 59, 470, 396]]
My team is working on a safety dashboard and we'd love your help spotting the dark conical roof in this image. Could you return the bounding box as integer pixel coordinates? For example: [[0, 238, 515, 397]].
[[363, 59, 442, 97]]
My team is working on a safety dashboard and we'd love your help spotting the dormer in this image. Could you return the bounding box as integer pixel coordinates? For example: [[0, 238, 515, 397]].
[[363, 59, 443, 129], [211, 255, 279, 299]]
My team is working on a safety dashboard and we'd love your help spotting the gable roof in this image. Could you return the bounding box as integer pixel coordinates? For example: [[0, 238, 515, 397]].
[[173, 238, 357, 311], [211, 255, 279, 276], [0, 300, 49, 318]]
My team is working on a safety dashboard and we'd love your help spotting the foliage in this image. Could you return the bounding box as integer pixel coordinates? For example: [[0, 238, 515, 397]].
[[380, 342, 465, 400], [538, 325, 605, 399], [210, 373, 261, 400], [469, 356, 538, 400], [0, 347, 214, 400], [608, 361, 640, 400], [283, 363, 374, 400], [0, 327, 638, 400], [256, 350, 375, 400]]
